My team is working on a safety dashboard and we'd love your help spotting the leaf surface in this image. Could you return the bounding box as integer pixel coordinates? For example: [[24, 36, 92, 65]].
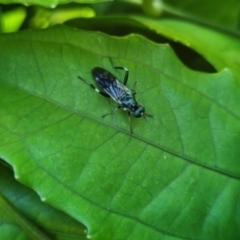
[[0, 24, 239, 239]]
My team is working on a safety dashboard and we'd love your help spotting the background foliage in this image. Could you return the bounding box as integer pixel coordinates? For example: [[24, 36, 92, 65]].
[[0, 0, 240, 240]]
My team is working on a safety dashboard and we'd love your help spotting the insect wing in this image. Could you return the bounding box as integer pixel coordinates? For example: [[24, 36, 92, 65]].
[[92, 67, 131, 104], [104, 79, 131, 104], [93, 67, 115, 88]]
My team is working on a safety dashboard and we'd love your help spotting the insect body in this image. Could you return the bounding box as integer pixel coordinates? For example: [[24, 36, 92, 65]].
[[78, 58, 152, 133]]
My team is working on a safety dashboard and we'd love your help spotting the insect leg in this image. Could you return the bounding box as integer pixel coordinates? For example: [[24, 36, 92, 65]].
[[132, 81, 138, 95], [78, 76, 110, 98], [102, 106, 121, 118], [109, 57, 129, 85], [127, 111, 133, 134]]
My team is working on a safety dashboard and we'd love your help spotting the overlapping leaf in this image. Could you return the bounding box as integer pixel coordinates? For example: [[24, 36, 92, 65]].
[[0, 164, 86, 239]]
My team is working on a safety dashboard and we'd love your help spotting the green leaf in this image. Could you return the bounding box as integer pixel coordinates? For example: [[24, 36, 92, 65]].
[[0, 23, 239, 239], [0, 7, 26, 32], [0, 0, 103, 8], [161, 0, 240, 30], [130, 16, 240, 73]]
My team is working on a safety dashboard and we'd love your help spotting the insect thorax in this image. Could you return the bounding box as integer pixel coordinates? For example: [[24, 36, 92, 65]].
[[121, 95, 145, 117]]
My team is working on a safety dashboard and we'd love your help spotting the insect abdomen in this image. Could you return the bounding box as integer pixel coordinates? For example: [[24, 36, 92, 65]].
[[92, 67, 115, 89]]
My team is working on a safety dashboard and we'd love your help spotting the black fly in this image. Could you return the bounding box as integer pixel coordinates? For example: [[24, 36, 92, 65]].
[[78, 58, 152, 133]]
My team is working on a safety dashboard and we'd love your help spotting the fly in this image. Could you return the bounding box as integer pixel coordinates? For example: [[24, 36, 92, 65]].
[[78, 58, 153, 133]]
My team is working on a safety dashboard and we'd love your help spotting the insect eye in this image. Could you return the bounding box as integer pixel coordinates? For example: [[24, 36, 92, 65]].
[[133, 106, 145, 118]]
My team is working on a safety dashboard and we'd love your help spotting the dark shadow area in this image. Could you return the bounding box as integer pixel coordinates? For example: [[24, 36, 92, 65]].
[[66, 16, 216, 73], [0, 2, 216, 73]]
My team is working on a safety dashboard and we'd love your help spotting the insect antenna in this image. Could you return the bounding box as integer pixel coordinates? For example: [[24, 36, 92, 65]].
[[142, 113, 153, 121]]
